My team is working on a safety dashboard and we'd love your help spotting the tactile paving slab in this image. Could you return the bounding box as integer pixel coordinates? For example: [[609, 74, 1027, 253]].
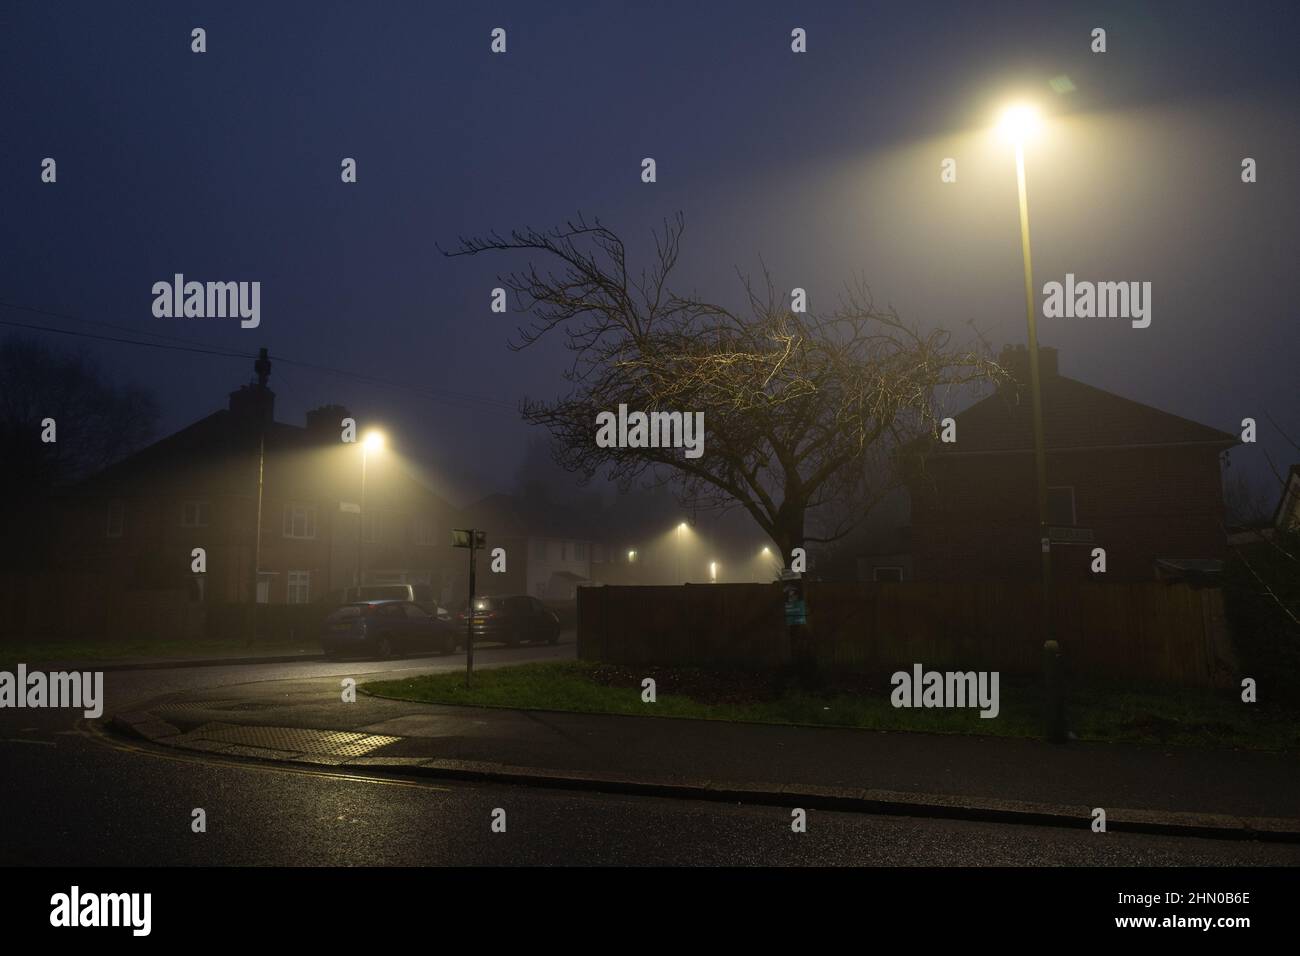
[[174, 722, 400, 757]]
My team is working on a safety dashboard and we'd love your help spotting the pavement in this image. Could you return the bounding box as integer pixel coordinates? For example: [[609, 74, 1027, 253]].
[[108, 667, 1300, 842]]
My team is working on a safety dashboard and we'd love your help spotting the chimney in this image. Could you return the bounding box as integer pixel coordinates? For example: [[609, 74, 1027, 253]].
[[228, 347, 275, 428], [998, 344, 1058, 390]]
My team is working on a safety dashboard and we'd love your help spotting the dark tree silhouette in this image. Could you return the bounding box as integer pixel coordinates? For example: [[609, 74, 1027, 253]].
[[0, 334, 158, 568], [447, 214, 999, 562]]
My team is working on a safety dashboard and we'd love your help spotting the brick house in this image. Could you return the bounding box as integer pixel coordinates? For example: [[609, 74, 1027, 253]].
[[904, 346, 1238, 582], [460, 493, 598, 600], [52, 352, 461, 613]]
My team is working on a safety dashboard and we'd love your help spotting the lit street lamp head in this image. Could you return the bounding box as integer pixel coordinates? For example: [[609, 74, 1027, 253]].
[[363, 431, 385, 452], [998, 103, 1041, 144]]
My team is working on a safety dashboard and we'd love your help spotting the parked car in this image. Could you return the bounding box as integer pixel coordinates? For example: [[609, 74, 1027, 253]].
[[457, 595, 561, 646], [332, 585, 452, 621], [321, 600, 459, 659]]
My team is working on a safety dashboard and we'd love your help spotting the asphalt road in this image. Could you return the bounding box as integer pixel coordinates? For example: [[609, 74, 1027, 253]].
[[3, 641, 1299, 866]]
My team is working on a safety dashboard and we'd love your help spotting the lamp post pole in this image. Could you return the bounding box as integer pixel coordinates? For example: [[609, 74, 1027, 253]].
[[1014, 138, 1064, 743], [676, 524, 683, 583], [356, 443, 369, 589]]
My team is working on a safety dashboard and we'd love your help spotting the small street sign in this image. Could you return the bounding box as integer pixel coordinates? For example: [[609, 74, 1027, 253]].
[[339, 502, 360, 514], [452, 529, 486, 549], [1048, 526, 1095, 544]]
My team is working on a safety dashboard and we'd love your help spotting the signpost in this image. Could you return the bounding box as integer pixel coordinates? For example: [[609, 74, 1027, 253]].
[[452, 529, 486, 687]]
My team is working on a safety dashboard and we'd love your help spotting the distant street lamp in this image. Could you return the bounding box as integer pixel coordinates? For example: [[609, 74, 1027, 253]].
[[356, 430, 385, 587], [999, 102, 1061, 740], [709, 560, 719, 583], [676, 522, 688, 583]]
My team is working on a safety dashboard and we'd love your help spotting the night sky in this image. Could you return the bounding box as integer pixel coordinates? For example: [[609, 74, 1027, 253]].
[[4, 0, 1297, 507]]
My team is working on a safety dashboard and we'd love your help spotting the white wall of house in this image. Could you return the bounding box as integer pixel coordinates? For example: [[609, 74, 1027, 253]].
[[525, 536, 592, 597]]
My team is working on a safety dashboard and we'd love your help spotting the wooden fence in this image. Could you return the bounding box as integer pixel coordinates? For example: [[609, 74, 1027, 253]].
[[577, 581, 1235, 686]]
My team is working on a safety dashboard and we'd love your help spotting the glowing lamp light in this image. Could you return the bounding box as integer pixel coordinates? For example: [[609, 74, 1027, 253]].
[[997, 104, 1041, 143], [363, 431, 385, 452]]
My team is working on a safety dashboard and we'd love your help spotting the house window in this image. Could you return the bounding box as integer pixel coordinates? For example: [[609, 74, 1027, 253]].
[[181, 500, 210, 528], [560, 542, 568, 561], [873, 566, 904, 583], [256, 572, 273, 605], [1047, 486, 1076, 526], [287, 570, 311, 604], [106, 499, 125, 538], [283, 503, 317, 539], [413, 515, 436, 546], [575, 542, 586, 561], [533, 539, 547, 561]]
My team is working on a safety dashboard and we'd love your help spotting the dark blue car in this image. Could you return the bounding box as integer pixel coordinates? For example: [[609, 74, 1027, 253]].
[[321, 599, 459, 660]]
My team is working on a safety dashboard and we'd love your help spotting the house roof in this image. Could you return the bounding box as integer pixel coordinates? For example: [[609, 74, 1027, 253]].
[[912, 374, 1237, 457], [65, 407, 299, 495]]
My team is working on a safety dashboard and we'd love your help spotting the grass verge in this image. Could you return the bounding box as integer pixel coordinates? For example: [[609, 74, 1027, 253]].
[[363, 660, 1300, 751]]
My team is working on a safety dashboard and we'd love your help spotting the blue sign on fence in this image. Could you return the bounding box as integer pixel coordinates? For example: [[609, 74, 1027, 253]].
[[784, 599, 807, 626]]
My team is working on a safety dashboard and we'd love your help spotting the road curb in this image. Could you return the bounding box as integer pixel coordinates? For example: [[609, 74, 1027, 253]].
[[35, 653, 327, 672], [106, 710, 1300, 843]]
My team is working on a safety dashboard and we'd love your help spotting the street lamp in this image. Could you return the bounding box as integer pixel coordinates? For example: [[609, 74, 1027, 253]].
[[676, 522, 688, 583], [356, 430, 385, 588], [999, 102, 1061, 740], [709, 560, 718, 583]]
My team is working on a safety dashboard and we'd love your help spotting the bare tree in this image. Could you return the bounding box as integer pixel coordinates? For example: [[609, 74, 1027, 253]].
[[1223, 467, 1274, 528], [446, 214, 1000, 562], [0, 334, 158, 491], [0, 334, 158, 571]]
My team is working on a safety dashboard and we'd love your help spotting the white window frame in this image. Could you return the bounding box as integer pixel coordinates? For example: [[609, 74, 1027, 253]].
[[283, 502, 318, 539], [287, 570, 312, 605]]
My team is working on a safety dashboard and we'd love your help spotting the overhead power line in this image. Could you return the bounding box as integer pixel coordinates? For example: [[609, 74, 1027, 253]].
[[0, 302, 522, 417]]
